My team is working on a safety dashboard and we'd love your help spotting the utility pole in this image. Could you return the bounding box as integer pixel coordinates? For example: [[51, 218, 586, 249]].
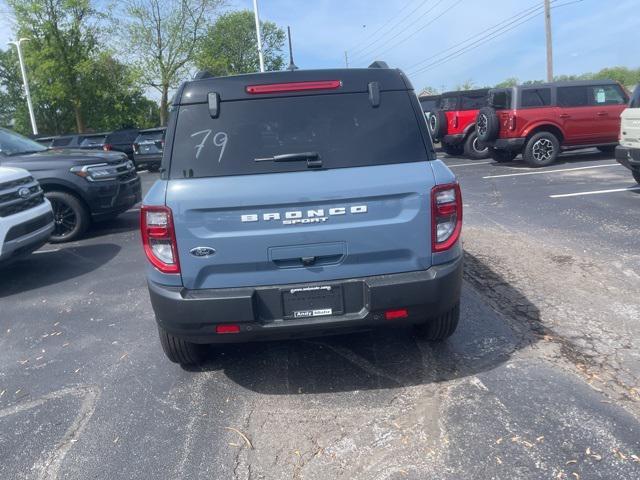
[[252, 0, 265, 72], [9, 38, 38, 135], [344, 51, 349, 68], [544, 0, 554, 82], [287, 27, 298, 71]]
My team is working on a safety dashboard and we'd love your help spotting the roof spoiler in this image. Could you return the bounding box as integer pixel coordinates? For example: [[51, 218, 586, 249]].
[[368, 61, 389, 69], [194, 70, 214, 80]]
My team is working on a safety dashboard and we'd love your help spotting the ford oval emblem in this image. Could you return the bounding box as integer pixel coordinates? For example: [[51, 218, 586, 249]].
[[18, 187, 31, 199], [190, 247, 216, 257]]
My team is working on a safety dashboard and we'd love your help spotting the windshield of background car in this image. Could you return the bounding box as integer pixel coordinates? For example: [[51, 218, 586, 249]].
[[169, 91, 431, 179], [438, 96, 458, 111], [0, 128, 48, 156]]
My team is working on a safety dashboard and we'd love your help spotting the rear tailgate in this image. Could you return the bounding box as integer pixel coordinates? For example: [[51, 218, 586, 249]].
[[167, 163, 433, 289], [166, 79, 436, 290]]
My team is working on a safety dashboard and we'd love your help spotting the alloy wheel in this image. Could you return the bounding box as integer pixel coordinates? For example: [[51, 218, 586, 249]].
[[532, 138, 554, 163], [50, 198, 77, 239], [477, 114, 487, 137]]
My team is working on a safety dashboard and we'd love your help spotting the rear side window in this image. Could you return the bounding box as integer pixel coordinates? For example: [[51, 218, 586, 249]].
[[631, 86, 640, 108], [589, 85, 626, 105], [521, 88, 551, 107], [170, 91, 430, 179], [557, 86, 589, 107], [459, 93, 487, 110], [52, 137, 72, 147], [438, 96, 458, 111], [489, 90, 512, 109]]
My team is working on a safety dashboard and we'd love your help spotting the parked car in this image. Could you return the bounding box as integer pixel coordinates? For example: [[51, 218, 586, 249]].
[[477, 80, 629, 167], [34, 136, 56, 148], [419, 94, 440, 128], [427, 89, 490, 159], [104, 128, 139, 160], [133, 127, 166, 172], [0, 166, 54, 263], [616, 85, 640, 184], [47, 133, 109, 151], [0, 128, 141, 242], [142, 65, 463, 366]]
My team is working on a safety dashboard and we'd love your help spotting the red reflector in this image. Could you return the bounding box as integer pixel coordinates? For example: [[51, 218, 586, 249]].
[[246, 80, 341, 94], [385, 309, 409, 320], [216, 324, 240, 334]]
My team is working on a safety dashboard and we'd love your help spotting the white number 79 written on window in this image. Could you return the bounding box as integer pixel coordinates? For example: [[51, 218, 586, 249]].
[[190, 129, 228, 163]]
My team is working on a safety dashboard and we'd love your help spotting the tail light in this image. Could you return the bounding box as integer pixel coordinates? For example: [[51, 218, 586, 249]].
[[453, 115, 459, 129], [508, 115, 517, 131], [140, 205, 180, 273], [431, 183, 462, 252], [133, 143, 139, 154], [103, 143, 112, 151]]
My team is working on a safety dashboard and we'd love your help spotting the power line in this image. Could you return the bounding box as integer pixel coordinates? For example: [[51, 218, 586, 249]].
[[350, 0, 433, 59], [408, 0, 582, 77], [404, 1, 544, 72], [353, 0, 463, 64]]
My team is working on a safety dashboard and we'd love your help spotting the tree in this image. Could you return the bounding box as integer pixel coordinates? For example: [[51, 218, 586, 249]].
[[118, 0, 223, 126], [8, 0, 100, 132], [455, 79, 476, 91], [495, 77, 518, 88], [194, 10, 286, 77]]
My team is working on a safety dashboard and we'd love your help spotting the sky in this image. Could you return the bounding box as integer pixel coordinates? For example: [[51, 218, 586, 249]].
[[1, 0, 638, 96]]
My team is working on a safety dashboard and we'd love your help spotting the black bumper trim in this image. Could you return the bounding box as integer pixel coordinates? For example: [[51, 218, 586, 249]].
[[615, 146, 640, 171], [442, 134, 465, 146], [148, 258, 463, 344], [492, 137, 526, 151]]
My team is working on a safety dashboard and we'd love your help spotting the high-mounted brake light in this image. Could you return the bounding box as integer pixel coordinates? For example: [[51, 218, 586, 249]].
[[140, 205, 180, 273], [216, 324, 240, 334], [385, 309, 409, 320], [431, 183, 462, 252], [246, 80, 341, 95]]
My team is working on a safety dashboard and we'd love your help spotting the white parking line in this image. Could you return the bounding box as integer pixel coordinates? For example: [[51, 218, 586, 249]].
[[482, 163, 620, 179], [550, 186, 640, 198], [448, 161, 491, 168]]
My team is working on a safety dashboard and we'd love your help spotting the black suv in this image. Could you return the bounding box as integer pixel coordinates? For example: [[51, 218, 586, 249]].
[[0, 128, 141, 242], [45, 133, 109, 151], [104, 128, 140, 160], [133, 128, 165, 171]]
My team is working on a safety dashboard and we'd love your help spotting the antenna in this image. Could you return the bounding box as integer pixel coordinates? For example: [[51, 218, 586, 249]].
[[287, 26, 298, 71]]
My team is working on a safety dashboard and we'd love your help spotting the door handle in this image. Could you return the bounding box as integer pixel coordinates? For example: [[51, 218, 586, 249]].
[[596, 112, 608, 117], [559, 114, 570, 119]]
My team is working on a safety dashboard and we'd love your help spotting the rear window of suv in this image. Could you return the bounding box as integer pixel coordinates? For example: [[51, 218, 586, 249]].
[[169, 91, 430, 179], [521, 88, 551, 107], [459, 93, 487, 110]]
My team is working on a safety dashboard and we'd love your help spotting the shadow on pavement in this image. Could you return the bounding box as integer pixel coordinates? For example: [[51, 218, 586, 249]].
[[85, 210, 140, 239], [0, 243, 121, 297], [487, 148, 615, 169], [192, 253, 539, 395]]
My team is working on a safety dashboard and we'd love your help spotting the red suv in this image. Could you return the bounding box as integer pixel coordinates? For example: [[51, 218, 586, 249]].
[[427, 89, 490, 159], [476, 80, 629, 167]]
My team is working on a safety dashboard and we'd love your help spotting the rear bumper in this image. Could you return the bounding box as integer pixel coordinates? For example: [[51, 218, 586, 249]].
[[148, 257, 463, 344], [442, 134, 465, 146], [133, 154, 162, 168], [490, 137, 526, 152], [615, 146, 640, 171]]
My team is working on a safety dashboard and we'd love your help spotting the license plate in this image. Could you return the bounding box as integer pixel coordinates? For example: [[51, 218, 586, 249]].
[[282, 285, 343, 319]]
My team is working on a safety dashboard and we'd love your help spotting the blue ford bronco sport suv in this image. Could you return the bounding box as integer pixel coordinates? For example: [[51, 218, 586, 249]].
[[141, 64, 463, 366]]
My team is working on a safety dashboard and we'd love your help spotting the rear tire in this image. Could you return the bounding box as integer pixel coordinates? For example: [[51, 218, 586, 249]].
[[490, 148, 517, 163], [428, 110, 448, 140], [523, 132, 560, 167], [414, 303, 460, 341], [46, 191, 90, 243], [476, 107, 500, 142], [158, 326, 206, 366], [443, 143, 464, 157], [632, 170, 640, 185], [464, 131, 490, 159]]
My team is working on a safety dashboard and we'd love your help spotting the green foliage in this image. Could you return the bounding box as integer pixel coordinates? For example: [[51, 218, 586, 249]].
[[195, 10, 286, 76], [1, 1, 160, 135], [495, 67, 640, 89], [118, 0, 223, 125], [454, 79, 476, 91]]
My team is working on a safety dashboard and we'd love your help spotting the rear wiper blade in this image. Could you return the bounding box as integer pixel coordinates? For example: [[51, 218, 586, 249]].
[[254, 151, 322, 168]]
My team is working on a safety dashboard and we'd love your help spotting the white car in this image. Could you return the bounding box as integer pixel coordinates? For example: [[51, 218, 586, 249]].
[[616, 85, 640, 184], [0, 166, 54, 263]]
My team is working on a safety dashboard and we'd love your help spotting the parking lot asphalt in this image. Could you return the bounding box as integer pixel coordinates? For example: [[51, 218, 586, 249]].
[[1, 163, 639, 479]]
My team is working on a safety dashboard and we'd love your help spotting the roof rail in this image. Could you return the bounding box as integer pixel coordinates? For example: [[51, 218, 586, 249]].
[[194, 70, 214, 80], [368, 61, 389, 69]]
